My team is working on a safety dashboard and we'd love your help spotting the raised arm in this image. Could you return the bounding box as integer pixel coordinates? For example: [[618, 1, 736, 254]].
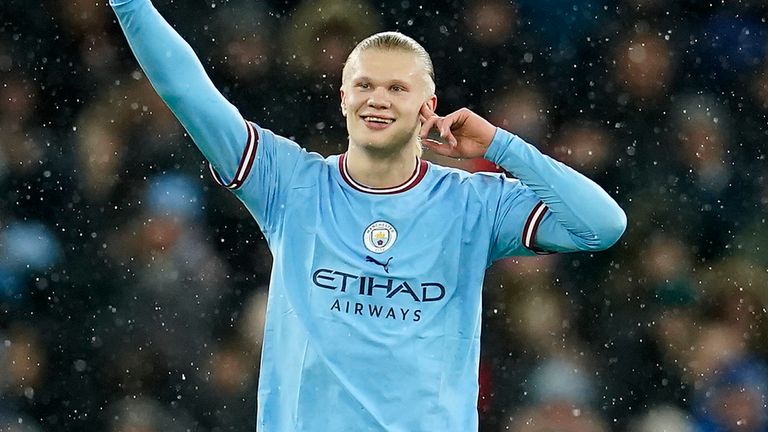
[[419, 105, 627, 253], [110, 0, 248, 185]]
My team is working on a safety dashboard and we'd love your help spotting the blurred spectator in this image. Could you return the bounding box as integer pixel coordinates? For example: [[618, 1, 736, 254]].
[[0, 221, 61, 304], [0, 73, 47, 179], [56, 0, 121, 84], [669, 93, 747, 258], [691, 351, 768, 432], [527, 357, 596, 407], [629, 405, 694, 432], [99, 174, 233, 410], [486, 87, 550, 144], [282, 0, 380, 80], [696, 258, 768, 358], [107, 396, 197, 432], [211, 1, 274, 84], [641, 233, 696, 306], [74, 78, 188, 203], [187, 289, 267, 430], [464, 0, 518, 48], [197, 336, 259, 430], [548, 120, 613, 177], [0, 324, 47, 398], [505, 400, 610, 432], [673, 94, 732, 193], [614, 28, 675, 105]]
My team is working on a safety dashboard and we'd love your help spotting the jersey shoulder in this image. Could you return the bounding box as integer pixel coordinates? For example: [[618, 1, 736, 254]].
[[425, 161, 520, 192], [258, 126, 337, 178]]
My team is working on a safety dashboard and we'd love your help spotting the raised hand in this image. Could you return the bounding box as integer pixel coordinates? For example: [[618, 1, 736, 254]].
[[418, 104, 498, 159]]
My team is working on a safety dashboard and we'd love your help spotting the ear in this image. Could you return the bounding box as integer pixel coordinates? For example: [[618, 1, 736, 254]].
[[427, 94, 437, 112], [340, 88, 347, 117]]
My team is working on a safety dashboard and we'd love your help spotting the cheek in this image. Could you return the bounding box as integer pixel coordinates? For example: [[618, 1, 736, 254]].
[[346, 95, 365, 112], [403, 101, 423, 121]]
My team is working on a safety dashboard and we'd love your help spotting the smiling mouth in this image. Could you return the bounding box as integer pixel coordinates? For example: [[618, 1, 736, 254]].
[[362, 116, 394, 124]]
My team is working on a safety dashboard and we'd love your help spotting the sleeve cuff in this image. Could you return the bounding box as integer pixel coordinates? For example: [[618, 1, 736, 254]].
[[483, 128, 520, 165], [209, 120, 259, 190], [522, 201, 554, 254]]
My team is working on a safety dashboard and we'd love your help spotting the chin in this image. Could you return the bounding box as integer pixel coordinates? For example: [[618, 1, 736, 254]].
[[358, 140, 397, 155], [351, 131, 392, 148], [352, 129, 414, 153]]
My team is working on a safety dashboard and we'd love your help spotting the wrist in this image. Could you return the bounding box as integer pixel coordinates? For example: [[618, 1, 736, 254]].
[[483, 128, 517, 163]]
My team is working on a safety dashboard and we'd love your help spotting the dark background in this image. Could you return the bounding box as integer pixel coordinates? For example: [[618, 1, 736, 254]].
[[1, 0, 768, 431]]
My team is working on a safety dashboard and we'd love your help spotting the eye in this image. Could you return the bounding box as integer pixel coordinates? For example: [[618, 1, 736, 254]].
[[390, 85, 405, 92], [357, 82, 371, 89]]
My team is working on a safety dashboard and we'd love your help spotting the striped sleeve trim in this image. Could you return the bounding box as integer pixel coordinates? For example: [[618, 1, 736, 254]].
[[209, 120, 258, 190], [523, 201, 550, 254]]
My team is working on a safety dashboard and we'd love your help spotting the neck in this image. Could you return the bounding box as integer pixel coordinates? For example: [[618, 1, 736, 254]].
[[345, 141, 419, 189]]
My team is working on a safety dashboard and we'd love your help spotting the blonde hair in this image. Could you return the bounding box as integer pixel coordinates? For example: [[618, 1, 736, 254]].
[[342, 31, 436, 96]]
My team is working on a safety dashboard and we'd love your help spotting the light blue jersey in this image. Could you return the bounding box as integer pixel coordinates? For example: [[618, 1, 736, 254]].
[[111, 1, 627, 430]]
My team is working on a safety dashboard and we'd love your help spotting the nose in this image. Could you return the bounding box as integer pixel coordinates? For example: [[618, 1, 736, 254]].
[[367, 87, 391, 109]]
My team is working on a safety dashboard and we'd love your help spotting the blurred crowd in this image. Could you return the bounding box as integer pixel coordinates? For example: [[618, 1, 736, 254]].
[[1, 0, 768, 431]]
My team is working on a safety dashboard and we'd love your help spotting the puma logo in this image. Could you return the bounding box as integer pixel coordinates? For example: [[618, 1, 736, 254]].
[[365, 256, 393, 273]]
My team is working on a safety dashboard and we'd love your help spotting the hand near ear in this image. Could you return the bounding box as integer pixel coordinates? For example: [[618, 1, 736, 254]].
[[419, 104, 497, 159]]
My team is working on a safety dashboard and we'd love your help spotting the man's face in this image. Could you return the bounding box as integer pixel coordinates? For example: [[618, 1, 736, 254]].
[[340, 49, 436, 155]]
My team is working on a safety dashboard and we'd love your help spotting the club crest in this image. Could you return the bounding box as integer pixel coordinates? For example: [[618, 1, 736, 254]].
[[363, 221, 397, 254]]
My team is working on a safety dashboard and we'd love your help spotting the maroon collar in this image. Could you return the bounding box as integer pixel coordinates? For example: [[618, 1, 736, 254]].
[[338, 153, 428, 194]]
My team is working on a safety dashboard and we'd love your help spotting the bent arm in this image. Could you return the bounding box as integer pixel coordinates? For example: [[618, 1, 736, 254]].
[[110, 0, 248, 184], [487, 129, 627, 252]]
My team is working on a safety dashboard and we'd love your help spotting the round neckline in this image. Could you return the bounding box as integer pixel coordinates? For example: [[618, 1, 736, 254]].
[[338, 153, 429, 195]]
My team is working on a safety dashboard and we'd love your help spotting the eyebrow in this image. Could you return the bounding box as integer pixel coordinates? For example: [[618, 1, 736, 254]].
[[354, 76, 412, 87]]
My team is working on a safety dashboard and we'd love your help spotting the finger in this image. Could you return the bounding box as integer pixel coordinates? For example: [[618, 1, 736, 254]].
[[422, 138, 460, 158], [438, 115, 458, 147], [419, 103, 434, 119], [419, 114, 439, 139], [419, 102, 437, 131]]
